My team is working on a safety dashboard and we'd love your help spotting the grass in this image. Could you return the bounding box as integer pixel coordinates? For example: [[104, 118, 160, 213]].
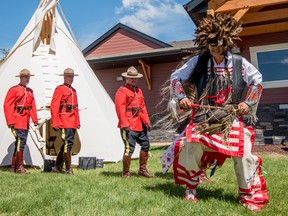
[[0, 146, 287, 216]]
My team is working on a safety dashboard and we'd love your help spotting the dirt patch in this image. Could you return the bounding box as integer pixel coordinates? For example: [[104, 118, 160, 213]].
[[253, 144, 288, 156]]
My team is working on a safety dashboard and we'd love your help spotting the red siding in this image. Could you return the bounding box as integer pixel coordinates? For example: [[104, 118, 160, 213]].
[[86, 29, 163, 58], [238, 31, 288, 104], [238, 31, 288, 61], [91, 31, 288, 113], [93, 62, 288, 114], [141, 63, 178, 115], [93, 62, 178, 115], [261, 88, 288, 104]]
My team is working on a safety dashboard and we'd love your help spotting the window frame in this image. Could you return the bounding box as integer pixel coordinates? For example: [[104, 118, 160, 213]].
[[250, 43, 288, 89]]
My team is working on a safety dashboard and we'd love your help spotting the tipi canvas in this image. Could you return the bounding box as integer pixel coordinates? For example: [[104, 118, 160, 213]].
[[0, 0, 127, 167]]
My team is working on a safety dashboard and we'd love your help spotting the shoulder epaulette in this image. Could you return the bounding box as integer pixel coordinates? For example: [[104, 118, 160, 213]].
[[26, 87, 33, 92], [11, 85, 19, 89]]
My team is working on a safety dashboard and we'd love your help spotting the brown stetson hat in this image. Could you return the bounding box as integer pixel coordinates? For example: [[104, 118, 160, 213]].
[[121, 66, 143, 78], [58, 68, 79, 76], [15, 69, 35, 77]]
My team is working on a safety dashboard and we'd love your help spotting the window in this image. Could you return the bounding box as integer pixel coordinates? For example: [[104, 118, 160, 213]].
[[250, 43, 288, 89]]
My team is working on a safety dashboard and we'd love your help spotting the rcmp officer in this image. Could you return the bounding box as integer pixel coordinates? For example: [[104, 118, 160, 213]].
[[115, 66, 153, 178], [4, 69, 38, 174], [50, 68, 80, 175]]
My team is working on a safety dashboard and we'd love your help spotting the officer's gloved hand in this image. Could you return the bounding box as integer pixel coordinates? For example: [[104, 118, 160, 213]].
[[34, 122, 39, 127], [147, 124, 152, 132], [8, 124, 15, 129], [123, 126, 130, 133], [53, 126, 59, 131]]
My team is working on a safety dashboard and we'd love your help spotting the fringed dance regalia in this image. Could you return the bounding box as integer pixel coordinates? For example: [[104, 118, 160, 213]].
[[161, 51, 269, 211]]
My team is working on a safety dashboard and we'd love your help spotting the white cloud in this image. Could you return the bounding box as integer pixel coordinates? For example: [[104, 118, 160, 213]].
[[116, 0, 194, 42], [281, 57, 288, 64]]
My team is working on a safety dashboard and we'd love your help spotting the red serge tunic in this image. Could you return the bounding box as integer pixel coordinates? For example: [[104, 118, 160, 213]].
[[115, 84, 150, 132], [50, 84, 80, 129], [4, 84, 38, 130]]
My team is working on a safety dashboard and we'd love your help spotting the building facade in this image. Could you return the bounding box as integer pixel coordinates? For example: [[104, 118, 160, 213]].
[[84, 1, 288, 144]]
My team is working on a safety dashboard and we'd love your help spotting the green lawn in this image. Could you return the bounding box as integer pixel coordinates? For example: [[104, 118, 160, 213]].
[[0, 146, 287, 216]]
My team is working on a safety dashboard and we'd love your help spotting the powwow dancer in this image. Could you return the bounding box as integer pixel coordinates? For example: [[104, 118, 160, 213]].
[[50, 68, 80, 175], [4, 69, 38, 174], [161, 13, 269, 211]]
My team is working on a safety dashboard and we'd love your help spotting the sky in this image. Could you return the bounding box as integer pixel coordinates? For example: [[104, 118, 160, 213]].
[[0, 0, 196, 53]]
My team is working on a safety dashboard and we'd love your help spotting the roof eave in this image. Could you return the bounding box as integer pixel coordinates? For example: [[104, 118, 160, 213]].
[[82, 23, 172, 55], [183, 0, 209, 26], [86, 46, 196, 64]]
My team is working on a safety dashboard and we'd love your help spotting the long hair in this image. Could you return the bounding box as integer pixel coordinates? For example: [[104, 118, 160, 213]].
[[187, 51, 210, 84]]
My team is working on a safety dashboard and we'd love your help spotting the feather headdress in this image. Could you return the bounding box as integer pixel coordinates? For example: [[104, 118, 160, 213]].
[[194, 13, 243, 51]]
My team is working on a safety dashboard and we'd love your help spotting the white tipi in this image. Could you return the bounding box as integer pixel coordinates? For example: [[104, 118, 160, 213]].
[[0, 0, 125, 167]]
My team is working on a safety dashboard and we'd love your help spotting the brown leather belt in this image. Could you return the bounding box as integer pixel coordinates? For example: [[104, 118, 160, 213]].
[[126, 107, 141, 112], [62, 104, 78, 109], [15, 106, 32, 114], [16, 106, 32, 110], [60, 104, 78, 113], [126, 106, 141, 116]]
